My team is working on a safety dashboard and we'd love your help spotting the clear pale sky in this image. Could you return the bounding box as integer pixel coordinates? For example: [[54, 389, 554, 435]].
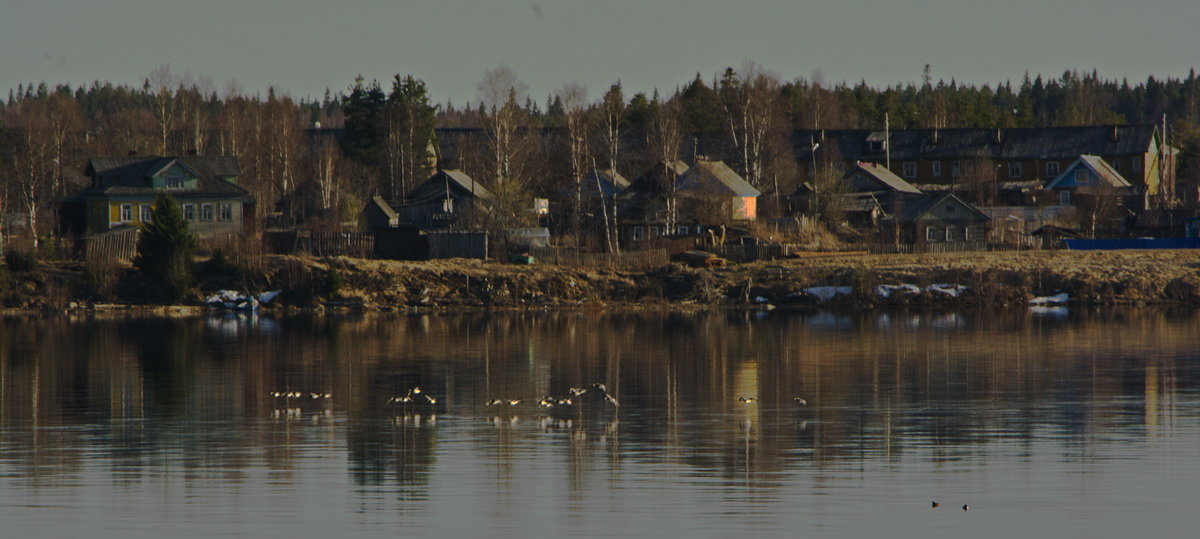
[[2, 0, 1197, 105]]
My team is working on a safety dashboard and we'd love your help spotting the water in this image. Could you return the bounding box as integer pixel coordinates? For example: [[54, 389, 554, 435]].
[[0, 309, 1198, 537]]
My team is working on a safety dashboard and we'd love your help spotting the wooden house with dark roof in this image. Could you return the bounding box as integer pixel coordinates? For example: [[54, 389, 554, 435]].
[[77, 155, 254, 238], [394, 169, 492, 229], [617, 160, 760, 243], [791, 125, 1176, 201], [887, 192, 991, 245]]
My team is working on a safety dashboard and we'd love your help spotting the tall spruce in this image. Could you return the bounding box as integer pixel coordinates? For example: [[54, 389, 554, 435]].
[[134, 194, 196, 302]]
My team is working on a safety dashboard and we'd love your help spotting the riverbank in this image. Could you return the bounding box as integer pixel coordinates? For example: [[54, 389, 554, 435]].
[[8, 249, 1200, 312]]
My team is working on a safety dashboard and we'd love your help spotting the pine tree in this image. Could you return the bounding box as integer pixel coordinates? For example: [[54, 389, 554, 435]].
[[134, 194, 196, 302]]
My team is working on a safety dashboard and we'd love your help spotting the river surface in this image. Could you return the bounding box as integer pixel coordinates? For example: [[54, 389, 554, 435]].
[[0, 308, 1197, 537]]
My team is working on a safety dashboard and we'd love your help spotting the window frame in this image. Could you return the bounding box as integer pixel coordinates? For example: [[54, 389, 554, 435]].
[[119, 204, 132, 223], [1008, 161, 1022, 178], [140, 204, 153, 223], [926, 225, 945, 242], [931, 161, 942, 177], [1058, 190, 1072, 205], [632, 226, 644, 241], [1046, 162, 1060, 177], [183, 204, 196, 221], [200, 203, 214, 222], [902, 162, 917, 178], [218, 202, 233, 222]]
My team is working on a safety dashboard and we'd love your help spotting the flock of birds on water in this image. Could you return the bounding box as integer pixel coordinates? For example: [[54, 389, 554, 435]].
[[267, 386, 972, 510]]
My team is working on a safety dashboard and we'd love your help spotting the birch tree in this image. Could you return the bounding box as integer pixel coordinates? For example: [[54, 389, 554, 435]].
[[595, 83, 625, 252], [718, 61, 782, 191], [555, 82, 589, 239], [646, 92, 683, 231]]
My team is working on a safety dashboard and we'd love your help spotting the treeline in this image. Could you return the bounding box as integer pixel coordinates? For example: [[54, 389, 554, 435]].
[[3, 64, 1200, 242]]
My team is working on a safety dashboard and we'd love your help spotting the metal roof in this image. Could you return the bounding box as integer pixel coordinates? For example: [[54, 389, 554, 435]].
[[83, 156, 248, 197], [678, 160, 761, 198]]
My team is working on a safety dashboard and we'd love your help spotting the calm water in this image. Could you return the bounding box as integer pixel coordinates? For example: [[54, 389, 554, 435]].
[[0, 308, 1198, 537]]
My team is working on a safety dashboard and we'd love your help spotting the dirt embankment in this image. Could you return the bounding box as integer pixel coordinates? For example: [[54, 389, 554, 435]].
[[281, 250, 1200, 311], [10, 250, 1200, 312]]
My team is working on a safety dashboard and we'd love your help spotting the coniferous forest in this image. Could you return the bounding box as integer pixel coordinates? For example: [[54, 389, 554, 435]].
[[3, 64, 1200, 241]]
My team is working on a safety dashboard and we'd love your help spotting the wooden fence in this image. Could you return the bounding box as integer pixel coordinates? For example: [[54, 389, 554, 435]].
[[265, 229, 374, 258], [866, 239, 1040, 254], [79, 226, 140, 263], [528, 247, 668, 270]]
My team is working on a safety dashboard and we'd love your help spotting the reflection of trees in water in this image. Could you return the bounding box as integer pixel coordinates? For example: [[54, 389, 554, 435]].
[[1, 308, 1199, 492]]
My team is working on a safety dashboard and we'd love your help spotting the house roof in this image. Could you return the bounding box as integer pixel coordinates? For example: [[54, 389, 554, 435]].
[[83, 155, 248, 197], [678, 160, 761, 197], [794, 124, 1163, 162], [1044, 155, 1132, 190], [367, 196, 398, 220], [896, 192, 992, 223], [406, 169, 493, 203], [557, 169, 630, 201], [848, 162, 923, 194]]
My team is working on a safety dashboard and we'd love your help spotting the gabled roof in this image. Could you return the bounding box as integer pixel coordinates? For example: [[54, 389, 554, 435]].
[[83, 155, 248, 197], [367, 196, 398, 220], [558, 169, 630, 201], [678, 160, 761, 197], [896, 192, 991, 223], [847, 162, 923, 194], [406, 169, 493, 203], [1045, 155, 1132, 190]]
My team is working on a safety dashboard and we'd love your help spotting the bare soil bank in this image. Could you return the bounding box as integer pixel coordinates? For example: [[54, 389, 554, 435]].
[[10, 250, 1200, 312]]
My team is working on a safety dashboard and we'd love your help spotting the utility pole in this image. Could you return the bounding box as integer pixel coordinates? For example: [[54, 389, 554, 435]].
[[885, 113, 891, 170]]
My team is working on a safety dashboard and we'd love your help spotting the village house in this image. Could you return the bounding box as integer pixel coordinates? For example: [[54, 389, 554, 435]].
[[792, 125, 1176, 204], [393, 169, 493, 229], [618, 159, 760, 243], [887, 191, 992, 246], [70, 155, 254, 239]]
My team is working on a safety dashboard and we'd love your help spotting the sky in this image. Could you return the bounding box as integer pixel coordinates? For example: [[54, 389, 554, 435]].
[[2, 0, 1198, 106]]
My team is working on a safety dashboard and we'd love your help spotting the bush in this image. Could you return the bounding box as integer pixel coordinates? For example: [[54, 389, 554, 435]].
[[4, 249, 39, 273], [322, 267, 343, 297], [134, 195, 196, 302]]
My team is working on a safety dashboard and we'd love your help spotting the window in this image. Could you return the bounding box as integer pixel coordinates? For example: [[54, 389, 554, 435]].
[[947, 226, 964, 242], [966, 226, 984, 241], [951, 161, 961, 177], [1008, 162, 1022, 178], [931, 161, 942, 177], [1046, 162, 1060, 177], [140, 204, 153, 222], [219, 202, 233, 221], [632, 226, 644, 241], [926, 226, 945, 242], [201, 203, 214, 222], [677, 226, 690, 236], [648, 226, 660, 238], [902, 162, 917, 178], [183, 204, 196, 221], [868, 141, 884, 152], [119, 204, 132, 223], [1058, 190, 1072, 205]]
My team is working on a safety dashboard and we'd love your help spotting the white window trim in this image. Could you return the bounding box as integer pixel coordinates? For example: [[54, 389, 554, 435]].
[[1059, 190, 1072, 205], [931, 161, 942, 177], [926, 226, 943, 242], [119, 204, 132, 223], [140, 204, 153, 223], [200, 203, 214, 222], [632, 226, 644, 241], [218, 202, 233, 222], [183, 204, 196, 221]]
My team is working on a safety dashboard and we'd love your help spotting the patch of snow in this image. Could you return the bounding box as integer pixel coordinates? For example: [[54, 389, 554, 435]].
[[257, 290, 282, 304], [875, 284, 922, 298], [1029, 293, 1069, 305], [927, 284, 969, 297], [803, 286, 853, 302], [754, 296, 769, 303]]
